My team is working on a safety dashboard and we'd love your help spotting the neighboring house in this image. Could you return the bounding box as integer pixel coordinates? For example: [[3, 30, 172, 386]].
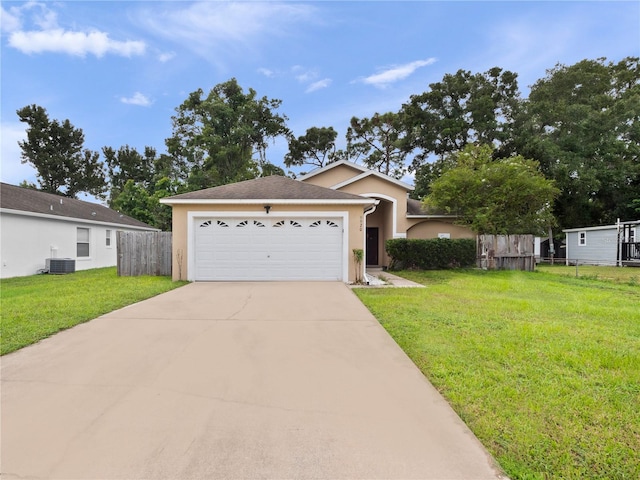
[[563, 220, 640, 266], [0, 183, 158, 278], [161, 162, 473, 283]]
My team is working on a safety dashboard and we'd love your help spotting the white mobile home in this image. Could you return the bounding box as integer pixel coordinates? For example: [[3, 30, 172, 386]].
[[564, 220, 639, 266], [0, 183, 158, 278]]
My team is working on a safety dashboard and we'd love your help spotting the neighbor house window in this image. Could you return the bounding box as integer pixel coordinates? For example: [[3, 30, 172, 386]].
[[106, 229, 112, 247], [630, 229, 636, 243], [578, 231, 586, 246], [77, 228, 90, 257]]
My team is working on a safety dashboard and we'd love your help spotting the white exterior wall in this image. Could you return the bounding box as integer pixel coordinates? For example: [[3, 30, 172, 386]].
[[565, 228, 618, 265], [1, 211, 155, 278]]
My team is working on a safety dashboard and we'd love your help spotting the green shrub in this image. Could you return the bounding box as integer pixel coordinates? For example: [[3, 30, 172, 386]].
[[386, 238, 476, 270]]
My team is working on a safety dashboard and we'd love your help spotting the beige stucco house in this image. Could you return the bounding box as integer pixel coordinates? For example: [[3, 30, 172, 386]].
[[161, 161, 473, 283], [301, 160, 474, 269]]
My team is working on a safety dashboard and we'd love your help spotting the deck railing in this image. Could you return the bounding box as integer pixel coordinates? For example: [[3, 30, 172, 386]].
[[621, 242, 640, 261]]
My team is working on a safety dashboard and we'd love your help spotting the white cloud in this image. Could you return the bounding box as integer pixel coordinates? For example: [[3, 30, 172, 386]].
[[1, 5, 23, 32], [120, 92, 153, 107], [137, 2, 316, 65], [9, 29, 146, 57], [257, 67, 275, 77], [0, 1, 55, 33], [158, 51, 176, 63], [306, 78, 332, 93], [31, 4, 58, 30], [358, 58, 437, 88], [4, 2, 146, 58], [296, 70, 318, 83]]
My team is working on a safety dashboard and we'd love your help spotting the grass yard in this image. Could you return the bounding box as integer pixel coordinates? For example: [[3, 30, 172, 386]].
[[0, 267, 187, 355], [538, 263, 640, 285], [355, 269, 640, 480]]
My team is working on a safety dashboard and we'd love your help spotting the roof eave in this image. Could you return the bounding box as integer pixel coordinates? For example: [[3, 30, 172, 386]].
[[298, 159, 368, 181], [160, 198, 376, 206], [0, 208, 159, 230], [330, 170, 414, 191], [562, 220, 640, 232], [300, 160, 414, 190]]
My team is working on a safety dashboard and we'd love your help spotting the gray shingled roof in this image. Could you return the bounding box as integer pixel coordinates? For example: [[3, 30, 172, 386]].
[[164, 175, 371, 202], [0, 183, 155, 228]]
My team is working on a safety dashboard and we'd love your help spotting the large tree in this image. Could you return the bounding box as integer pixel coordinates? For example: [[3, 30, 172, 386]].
[[284, 126, 338, 169], [105, 147, 184, 231], [424, 144, 559, 234], [515, 57, 640, 228], [103, 145, 156, 206], [110, 177, 176, 231], [17, 104, 106, 198], [165, 78, 290, 190], [347, 112, 410, 178], [402, 67, 521, 168]]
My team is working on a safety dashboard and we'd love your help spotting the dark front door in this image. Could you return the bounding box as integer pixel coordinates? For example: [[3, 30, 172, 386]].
[[366, 227, 379, 266]]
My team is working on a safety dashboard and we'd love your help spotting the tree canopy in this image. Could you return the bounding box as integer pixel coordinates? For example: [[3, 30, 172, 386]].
[[103, 146, 177, 231], [103, 145, 156, 205], [402, 67, 520, 165], [514, 57, 640, 228], [165, 78, 290, 190], [347, 112, 409, 179], [17, 104, 105, 198], [284, 126, 339, 169], [424, 145, 559, 234], [14, 61, 638, 232]]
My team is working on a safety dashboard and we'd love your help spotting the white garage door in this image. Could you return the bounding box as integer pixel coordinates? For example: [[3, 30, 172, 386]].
[[194, 217, 344, 281]]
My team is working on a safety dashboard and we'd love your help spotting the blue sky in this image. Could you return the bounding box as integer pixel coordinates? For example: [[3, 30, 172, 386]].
[[2, 0, 639, 191]]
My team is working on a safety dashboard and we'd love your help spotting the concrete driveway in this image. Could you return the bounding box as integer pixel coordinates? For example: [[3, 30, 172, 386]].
[[2, 282, 505, 479]]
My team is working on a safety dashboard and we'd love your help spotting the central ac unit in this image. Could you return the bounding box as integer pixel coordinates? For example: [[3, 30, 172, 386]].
[[46, 258, 76, 274]]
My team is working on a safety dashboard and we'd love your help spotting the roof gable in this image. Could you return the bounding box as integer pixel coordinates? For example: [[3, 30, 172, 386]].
[[0, 183, 154, 228], [300, 160, 413, 191], [161, 175, 374, 204]]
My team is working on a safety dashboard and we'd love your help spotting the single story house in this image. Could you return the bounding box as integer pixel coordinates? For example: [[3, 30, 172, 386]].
[[300, 160, 473, 267], [161, 161, 473, 283], [563, 220, 639, 266], [1, 183, 158, 278]]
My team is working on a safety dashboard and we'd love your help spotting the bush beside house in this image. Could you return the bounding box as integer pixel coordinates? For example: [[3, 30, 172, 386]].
[[386, 238, 476, 270]]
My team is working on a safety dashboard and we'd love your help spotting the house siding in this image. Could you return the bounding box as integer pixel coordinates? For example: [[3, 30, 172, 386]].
[[407, 220, 475, 240], [565, 228, 618, 265], [337, 178, 410, 267], [300, 164, 366, 189], [0, 211, 154, 278]]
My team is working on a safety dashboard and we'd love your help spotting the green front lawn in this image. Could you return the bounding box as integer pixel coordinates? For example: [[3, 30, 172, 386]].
[[0, 267, 187, 355], [538, 263, 640, 285], [355, 269, 640, 480]]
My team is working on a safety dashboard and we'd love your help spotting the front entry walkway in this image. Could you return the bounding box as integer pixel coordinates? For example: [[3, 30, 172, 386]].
[[2, 282, 505, 479]]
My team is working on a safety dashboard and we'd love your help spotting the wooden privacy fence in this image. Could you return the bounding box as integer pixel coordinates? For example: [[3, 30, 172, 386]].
[[117, 231, 172, 276], [477, 234, 535, 271]]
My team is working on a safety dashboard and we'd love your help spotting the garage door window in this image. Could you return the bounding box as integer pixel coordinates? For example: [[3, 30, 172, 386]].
[[273, 220, 301, 228], [241, 220, 264, 228]]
